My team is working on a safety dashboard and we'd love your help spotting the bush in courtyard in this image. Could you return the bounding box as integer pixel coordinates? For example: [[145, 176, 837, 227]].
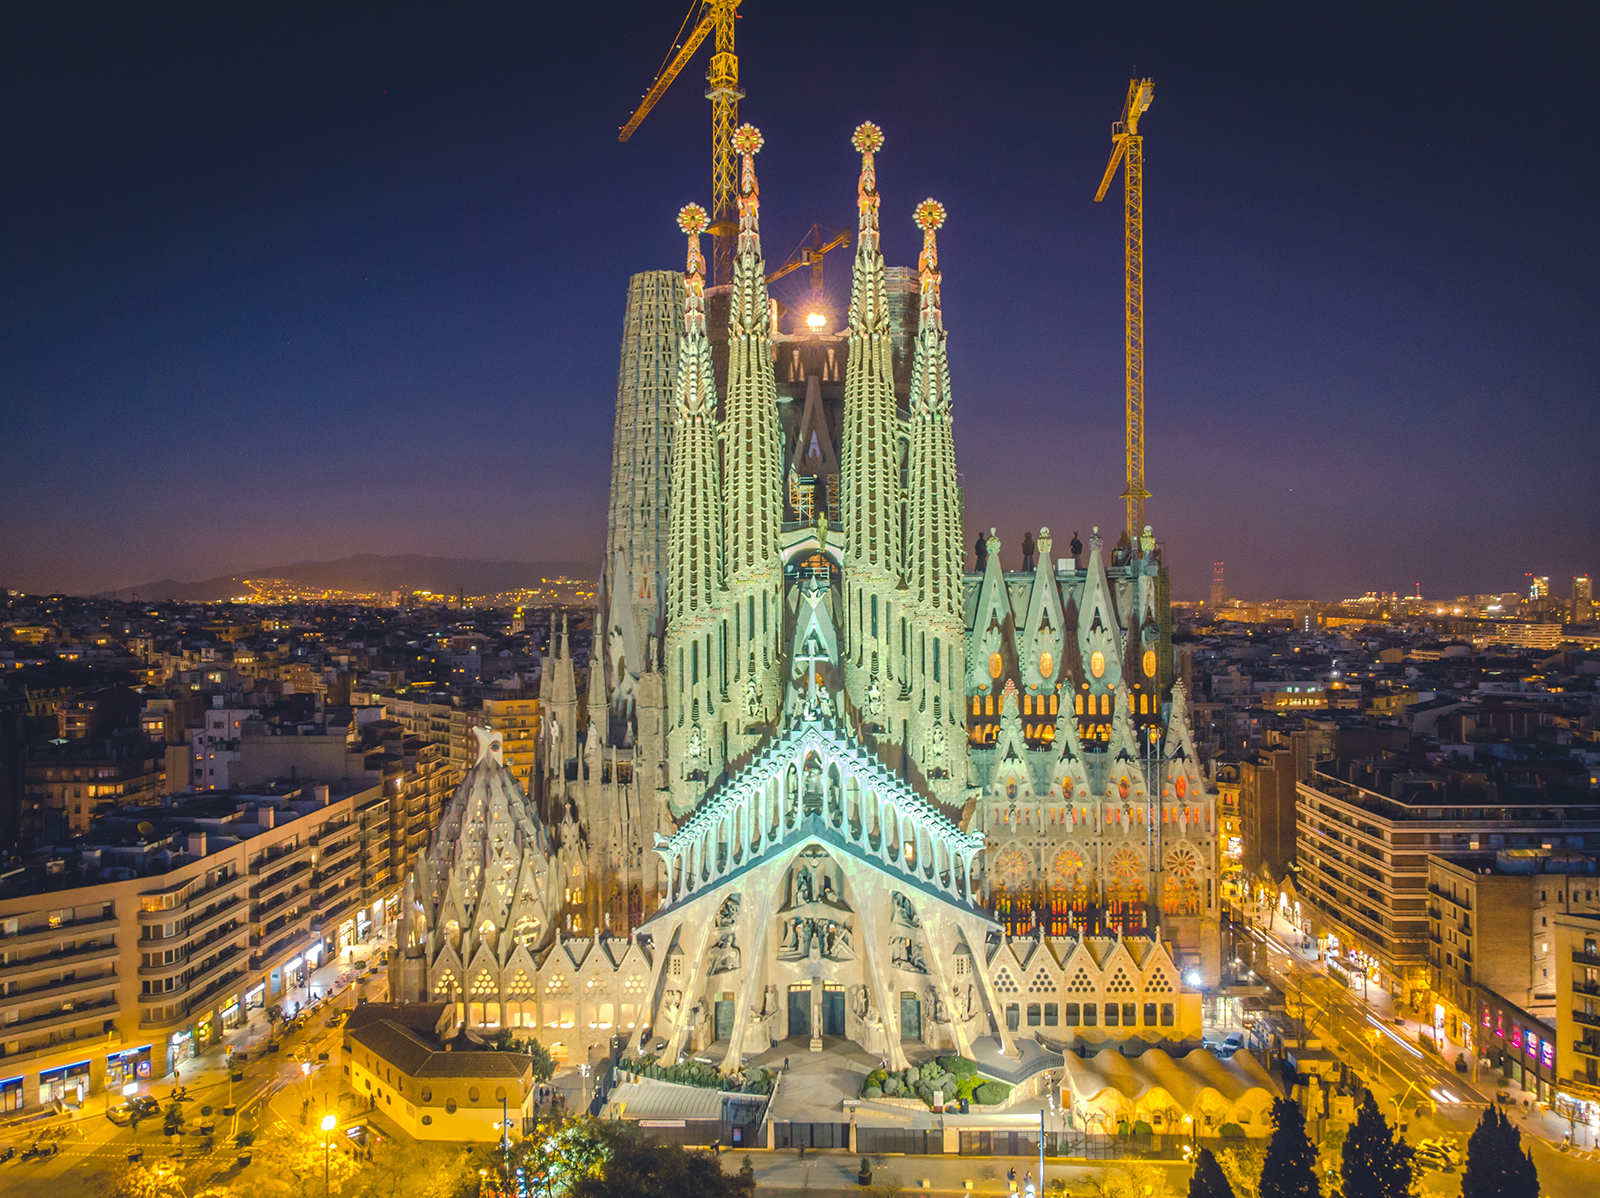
[[936, 1056, 979, 1079], [972, 1081, 1010, 1106], [863, 1085, 882, 1100], [882, 1076, 902, 1096], [1219, 1123, 1245, 1139]]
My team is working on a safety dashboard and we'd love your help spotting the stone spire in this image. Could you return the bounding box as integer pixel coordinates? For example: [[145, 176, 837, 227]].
[[721, 125, 784, 740], [903, 199, 964, 795], [839, 122, 903, 718], [666, 202, 726, 808]]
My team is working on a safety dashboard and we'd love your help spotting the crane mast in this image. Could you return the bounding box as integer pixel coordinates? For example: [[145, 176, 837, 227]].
[[1094, 77, 1154, 543], [619, 1, 743, 286]]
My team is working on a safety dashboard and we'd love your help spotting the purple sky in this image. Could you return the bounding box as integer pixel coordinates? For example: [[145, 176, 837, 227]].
[[2, 2, 1595, 601]]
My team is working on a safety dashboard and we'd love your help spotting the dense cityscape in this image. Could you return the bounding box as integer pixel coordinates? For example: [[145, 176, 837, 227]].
[[2, 4, 1592, 1198]]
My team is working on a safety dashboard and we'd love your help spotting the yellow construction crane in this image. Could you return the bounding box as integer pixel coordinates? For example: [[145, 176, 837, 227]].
[[618, 0, 744, 286], [765, 224, 850, 288], [1094, 77, 1154, 543]]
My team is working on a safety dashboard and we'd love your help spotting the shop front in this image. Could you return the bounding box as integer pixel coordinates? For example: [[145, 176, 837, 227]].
[[221, 998, 244, 1031], [39, 1060, 90, 1105], [195, 1013, 215, 1051], [1, 1075, 23, 1113], [1480, 994, 1556, 1103], [337, 919, 355, 953], [168, 1028, 196, 1075], [245, 982, 267, 1015], [106, 1046, 153, 1092]]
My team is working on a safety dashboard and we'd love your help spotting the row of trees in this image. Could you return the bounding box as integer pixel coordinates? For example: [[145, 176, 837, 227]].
[[1188, 1098, 1540, 1198]]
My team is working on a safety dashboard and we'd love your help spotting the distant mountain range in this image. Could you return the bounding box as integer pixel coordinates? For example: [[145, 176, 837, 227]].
[[97, 554, 597, 602]]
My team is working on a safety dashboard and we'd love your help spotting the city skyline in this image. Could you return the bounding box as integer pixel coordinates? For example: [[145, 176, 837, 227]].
[[2, 2, 1595, 601]]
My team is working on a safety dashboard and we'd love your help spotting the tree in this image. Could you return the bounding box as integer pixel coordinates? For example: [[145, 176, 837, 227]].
[[348, 1138, 476, 1198], [485, 1028, 557, 1084], [1461, 1106, 1539, 1198], [245, 1119, 363, 1198], [1190, 1149, 1237, 1198], [1217, 1146, 1266, 1198], [555, 1121, 746, 1198], [95, 1163, 190, 1198], [1091, 1163, 1177, 1198], [1340, 1095, 1412, 1198], [1259, 1099, 1319, 1198]]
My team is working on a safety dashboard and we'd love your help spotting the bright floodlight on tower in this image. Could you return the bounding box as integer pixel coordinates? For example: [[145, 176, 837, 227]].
[[806, 312, 825, 328]]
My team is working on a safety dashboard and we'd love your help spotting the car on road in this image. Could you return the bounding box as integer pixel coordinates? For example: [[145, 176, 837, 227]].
[[325, 1011, 347, 1027], [106, 1096, 160, 1126], [1222, 1032, 1244, 1050]]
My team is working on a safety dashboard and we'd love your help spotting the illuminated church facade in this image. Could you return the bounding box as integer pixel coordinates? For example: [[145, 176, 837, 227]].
[[400, 123, 1217, 1069]]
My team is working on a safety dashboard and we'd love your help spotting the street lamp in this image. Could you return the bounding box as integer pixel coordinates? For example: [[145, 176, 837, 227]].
[[321, 1113, 337, 1197]]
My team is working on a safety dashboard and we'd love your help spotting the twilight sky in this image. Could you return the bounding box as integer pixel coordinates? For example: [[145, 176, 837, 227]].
[[2, 2, 1595, 601]]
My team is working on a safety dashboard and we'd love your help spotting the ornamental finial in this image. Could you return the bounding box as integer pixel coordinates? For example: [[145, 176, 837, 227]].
[[732, 125, 764, 255], [914, 199, 946, 328], [678, 202, 708, 279], [732, 122, 764, 159], [852, 122, 884, 248], [851, 122, 884, 155], [678, 203, 709, 335], [677, 202, 709, 237]]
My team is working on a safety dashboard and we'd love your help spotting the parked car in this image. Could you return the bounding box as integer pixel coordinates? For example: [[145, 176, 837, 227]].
[[106, 1096, 161, 1125], [1222, 1032, 1244, 1050]]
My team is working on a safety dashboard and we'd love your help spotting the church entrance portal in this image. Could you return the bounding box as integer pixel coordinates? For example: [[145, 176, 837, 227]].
[[822, 985, 845, 1036], [788, 985, 811, 1038], [715, 999, 735, 1043], [900, 992, 922, 1042]]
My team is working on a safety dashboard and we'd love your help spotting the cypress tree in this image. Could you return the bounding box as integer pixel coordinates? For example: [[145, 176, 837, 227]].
[[1259, 1098, 1319, 1198], [1341, 1094, 1413, 1198], [1461, 1106, 1539, 1198], [1190, 1148, 1237, 1198]]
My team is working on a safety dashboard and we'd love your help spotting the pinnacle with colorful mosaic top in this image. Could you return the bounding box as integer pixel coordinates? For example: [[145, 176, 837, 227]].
[[723, 124, 783, 590]]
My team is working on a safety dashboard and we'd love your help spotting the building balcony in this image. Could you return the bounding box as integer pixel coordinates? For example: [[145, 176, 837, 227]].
[[1573, 1040, 1600, 1060], [0, 914, 118, 948], [249, 839, 314, 876], [1573, 950, 1600, 969], [136, 873, 249, 924], [4, 995, 118, 1037], [177, 896, 248, 944], [1573, 1011, 1600, 1029], [180, 944, 250, 1004], [0, 940, 119, 983], [313, 854, 360, 891], [2, 972, 119, 1008], [316, 837, 361, 872], [250, 861, 312, 905]]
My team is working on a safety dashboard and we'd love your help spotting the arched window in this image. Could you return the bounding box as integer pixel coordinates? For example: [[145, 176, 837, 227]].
[[468, 1087, 480, 1103], [445, 1098, 458, 1114]]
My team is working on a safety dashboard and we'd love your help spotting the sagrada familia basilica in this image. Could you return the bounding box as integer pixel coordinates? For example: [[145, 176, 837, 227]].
[[397, 123, 1218, 1072]]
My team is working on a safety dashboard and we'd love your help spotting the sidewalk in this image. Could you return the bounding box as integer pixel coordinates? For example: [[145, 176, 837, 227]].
[[712, 1148, 1196, 1195]]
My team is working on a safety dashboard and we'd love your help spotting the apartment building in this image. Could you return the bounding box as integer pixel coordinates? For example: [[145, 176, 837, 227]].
[[1426, 850, 1600, 1052], [23, 733, 166, 840], [1552, 910, 1600, 1120], [1295, 757, 1600, 1004], [0, 781, 380, 1114]]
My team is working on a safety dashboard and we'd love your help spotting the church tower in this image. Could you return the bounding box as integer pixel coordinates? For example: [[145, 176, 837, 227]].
[[720, 124, 785, 755], [665, 204, 726, 814], [903, 199, 965, 801], [605, 270, 683, 686], [838, 123, 904, 733]]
